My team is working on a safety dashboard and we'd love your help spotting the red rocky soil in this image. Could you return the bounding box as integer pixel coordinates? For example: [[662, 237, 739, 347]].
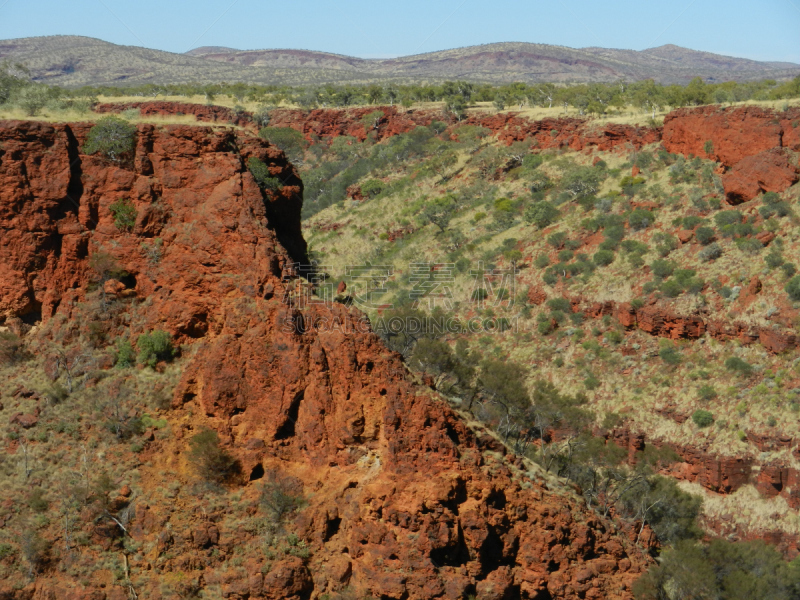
[[0, 120, 650, 599]]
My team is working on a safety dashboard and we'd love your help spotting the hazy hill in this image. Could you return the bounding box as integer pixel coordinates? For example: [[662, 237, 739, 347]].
[[0, 35, 797, 88]]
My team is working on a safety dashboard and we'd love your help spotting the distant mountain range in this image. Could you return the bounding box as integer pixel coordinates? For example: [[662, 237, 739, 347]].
[[1, 35, 798, 88]]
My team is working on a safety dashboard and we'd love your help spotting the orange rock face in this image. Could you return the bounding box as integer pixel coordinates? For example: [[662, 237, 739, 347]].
[[0, 119, 649, 599]]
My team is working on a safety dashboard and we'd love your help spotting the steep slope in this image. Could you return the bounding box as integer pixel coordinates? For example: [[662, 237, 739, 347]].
[[0, 120, 650, 598], [0, 35, 798, 88], [254, 103, 800, 553]]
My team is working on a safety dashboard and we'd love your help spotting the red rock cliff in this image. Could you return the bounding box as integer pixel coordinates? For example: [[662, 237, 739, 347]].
[[0, 120, 649, 599]]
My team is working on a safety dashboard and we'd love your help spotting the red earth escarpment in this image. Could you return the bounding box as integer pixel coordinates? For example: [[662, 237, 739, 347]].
[[94, 101, 253, 127], [92, 102, 800, 201], [0, 120, 650, 599]]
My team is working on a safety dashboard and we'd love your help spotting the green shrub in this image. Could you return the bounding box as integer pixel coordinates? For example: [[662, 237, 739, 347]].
[[547, 232, 567, 248], [786, 275, 800, 301], [660, 279, 683, 298], [698, 242, 722, 262], [471, 288, 488, 302], [593, 249, 615, 266], [765, 249, 784, 269], [650, 259, 676, 279], [725, 356, 753, 376], [547, 298, 571, 313], [628, 209, 655, 231], [698, 385, 717, 401], [584, 375, 601, 390], [83, 116, 137, 161], [360, 179, 384, 198], [633, 539, 800, 600], [247, 157, 282, 191], [114, 337, 136, 368], [714, 210, 743, 227], [695, 226, 715, 245], [781, 262, 797, 278], [692, 410, 714, 428], [534, 254, 551, 269], [523, 201, 559, 229], [136, 330, 176, 368], [659, 345, 682, 366], [557, 249, 574, 262], [188, 429, 239, 483], [109, 198, 137, 231]]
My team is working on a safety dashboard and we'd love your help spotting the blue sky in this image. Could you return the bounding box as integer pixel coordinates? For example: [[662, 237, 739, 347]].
[[0, 0, 797, 63]]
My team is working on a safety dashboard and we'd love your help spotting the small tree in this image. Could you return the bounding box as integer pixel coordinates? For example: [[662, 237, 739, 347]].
[[18, 85, 50, 116], [83, 116, 137, 162], [260, 470, 305, 524], [188, 429, 239, 484], [420, 194, 457, 233]]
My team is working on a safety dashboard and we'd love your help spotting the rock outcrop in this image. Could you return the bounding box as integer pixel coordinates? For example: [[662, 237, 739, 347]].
[[663, 105, 800, 203], [0, 119, 649, 599]]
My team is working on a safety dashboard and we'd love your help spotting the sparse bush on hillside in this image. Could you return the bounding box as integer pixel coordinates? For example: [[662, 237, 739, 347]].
[[524, 201, 559, 229], [786, 275, 800, 301], [136, 330, 176, 368], [628, 209, 654, 231], [547, 231, 567, 248], [633, 539, 800, 600], [698, 385, 717, 401], [360, 179, 384, 198], [659, 344, 682, 366], [0, 331, 28, 365], [83, 116, 136, 162], [593, 249, 615, 266], [781, 262, 797, 278], [695, 226, 715, 245], [188, 428, 239, 484], [420, 194, 458, 233], [692, 409, 714, 428], [650, 259, 676, 280], [760, 191, 791, 219], [725, 356, 753, 376], [114, 337, 135, 368], [698, 242, 723, 262]]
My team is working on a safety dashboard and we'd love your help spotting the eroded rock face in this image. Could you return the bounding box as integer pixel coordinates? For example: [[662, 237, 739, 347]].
[[0, 120, 304, 329], [0, 119, 648, 599], [663, 105, 800, 203]]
